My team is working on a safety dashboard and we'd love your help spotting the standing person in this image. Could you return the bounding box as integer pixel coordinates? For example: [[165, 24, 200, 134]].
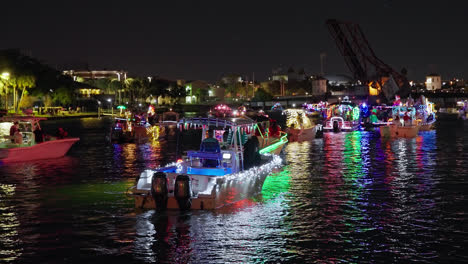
[[9, 121, 19, 142], [269, 119, 281, 138], [33, 126, 44, 143], [403, 112, 410, 126], [393, 116, 400, 126]]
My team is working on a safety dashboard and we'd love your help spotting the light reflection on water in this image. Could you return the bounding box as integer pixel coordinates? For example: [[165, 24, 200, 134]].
[[0, 118, 467, 263]]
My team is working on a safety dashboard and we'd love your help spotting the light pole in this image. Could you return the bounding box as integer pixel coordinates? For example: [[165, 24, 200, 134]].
[[107, 98, 113, 116]]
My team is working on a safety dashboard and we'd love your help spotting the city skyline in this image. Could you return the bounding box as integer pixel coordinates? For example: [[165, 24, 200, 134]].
[[2, 0, 467, 82]]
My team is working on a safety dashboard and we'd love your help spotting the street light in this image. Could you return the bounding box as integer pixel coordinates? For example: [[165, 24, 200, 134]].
[[107, 98, 113, 116]]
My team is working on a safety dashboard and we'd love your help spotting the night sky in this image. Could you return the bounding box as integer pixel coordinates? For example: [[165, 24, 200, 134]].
[[2, 0, 467, 82]]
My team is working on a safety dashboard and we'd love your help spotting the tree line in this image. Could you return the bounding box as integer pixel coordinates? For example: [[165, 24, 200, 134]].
[[0, 50, 187, 112]]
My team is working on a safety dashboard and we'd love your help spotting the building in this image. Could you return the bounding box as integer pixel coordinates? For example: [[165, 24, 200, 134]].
[[324, 74, 354, 86], [63, 70, 127, 81], [311, 77, 327, 95], [270, 67, 307, 82], [63, 69, 128, 98], [425, 74, 441, 90], [184, 80, 211, 104]]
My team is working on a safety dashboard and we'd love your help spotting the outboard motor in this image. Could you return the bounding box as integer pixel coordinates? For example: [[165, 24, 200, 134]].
[[333, 120, 340, 133], [151, 172, 169, 210], [174, 175, 192, 210], [315, 124, 323, 138]]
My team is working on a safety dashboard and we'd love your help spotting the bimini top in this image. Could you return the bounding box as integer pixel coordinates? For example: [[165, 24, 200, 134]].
[[178, 116, 256, 129]]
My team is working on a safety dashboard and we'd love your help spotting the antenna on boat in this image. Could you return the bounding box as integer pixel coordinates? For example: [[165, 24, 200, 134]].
[[175, 121, 181, 161]]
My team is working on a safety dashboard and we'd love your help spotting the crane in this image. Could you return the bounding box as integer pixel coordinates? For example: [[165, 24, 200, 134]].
[[326, 19, 411, 100]]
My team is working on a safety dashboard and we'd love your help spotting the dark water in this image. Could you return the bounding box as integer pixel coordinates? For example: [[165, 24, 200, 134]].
[[1, 117, 467, 263]]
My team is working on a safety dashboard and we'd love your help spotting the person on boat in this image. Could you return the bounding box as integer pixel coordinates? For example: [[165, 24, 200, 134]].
[[14, 130, 23, 144], [393, 116, 400, 126], [269, 119, 281, 138], [9, 121, 19, 142], [33, 126, 44, 143], [403, 112, 411, 126], [56, 127, 68, 139], [200, 129, 221, 153], [200, 129, 220, 167], [427, 112, 434, 122], [255, 122, 266, 136]]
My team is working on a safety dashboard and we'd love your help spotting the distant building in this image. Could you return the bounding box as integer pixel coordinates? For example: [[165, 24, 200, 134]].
[[184, 80, 211, 104], [63, 70, 127, 81], [63, 69, 128, 97], [324, 74, 353, 86], [221, 75, 243, 85], [425, 74, 441, 90], [271, 67, 307, 82], [311, 77, 327, 95]]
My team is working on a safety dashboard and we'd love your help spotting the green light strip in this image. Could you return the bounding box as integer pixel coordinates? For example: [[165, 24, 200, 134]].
[[259, 133, 288, 154]]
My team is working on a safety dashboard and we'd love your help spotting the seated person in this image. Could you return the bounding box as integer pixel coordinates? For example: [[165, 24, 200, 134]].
[[56, 127, 68, 139], [200, 130, 221, 167], [200, 130, 221, 153]]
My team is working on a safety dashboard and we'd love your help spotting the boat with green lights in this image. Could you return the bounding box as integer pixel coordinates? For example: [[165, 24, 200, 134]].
[[323, 96, 361, 132], [129, 115, 286, 210]]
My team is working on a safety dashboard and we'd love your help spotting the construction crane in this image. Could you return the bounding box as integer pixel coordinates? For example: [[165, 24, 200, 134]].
[[326, 19, 411, 101]]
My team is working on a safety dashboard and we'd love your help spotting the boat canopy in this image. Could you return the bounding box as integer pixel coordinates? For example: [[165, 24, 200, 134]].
[[178, 116, 256, 129]]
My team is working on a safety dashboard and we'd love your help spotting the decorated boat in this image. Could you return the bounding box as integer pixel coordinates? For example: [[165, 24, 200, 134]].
[[0, 116, 79, 163], [147, 109, 180, 142], [360, 104, 393, 130], [415, 98, 436, 131], [129, 115, 286, 210], [110, 115, 151, 143], [283, 108, 316, 142], [380, 106, 419, 138], [323, 96, 360, 132]]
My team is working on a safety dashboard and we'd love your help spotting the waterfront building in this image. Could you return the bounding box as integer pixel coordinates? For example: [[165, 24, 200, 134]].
[[425, 73, 442, 90], [63, 69, 128, 98], [183, 80, 211, 104], [311, 77, 327, 96]]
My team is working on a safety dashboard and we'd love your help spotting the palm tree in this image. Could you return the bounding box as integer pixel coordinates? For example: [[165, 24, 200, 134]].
[[124, 78, 144, 105], [0, 77, 8, 109], [109, 78, 123, 104], [16, 74, 35, 112]]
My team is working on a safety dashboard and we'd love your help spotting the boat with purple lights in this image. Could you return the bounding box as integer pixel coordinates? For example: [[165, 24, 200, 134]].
[[129, 115, 285, 210]]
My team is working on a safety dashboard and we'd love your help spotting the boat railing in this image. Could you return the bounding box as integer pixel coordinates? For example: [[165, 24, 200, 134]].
[[259, 131, 288, 155]]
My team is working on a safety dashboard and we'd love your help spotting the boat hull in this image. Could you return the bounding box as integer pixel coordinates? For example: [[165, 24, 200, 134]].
[[323, 118, 360, 132], [132, 155, 282, 210], [288, 127, 316, 142], [418, 119, 435, 131], [380, 125, 419, 138], [0, 138, 79, 163]]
